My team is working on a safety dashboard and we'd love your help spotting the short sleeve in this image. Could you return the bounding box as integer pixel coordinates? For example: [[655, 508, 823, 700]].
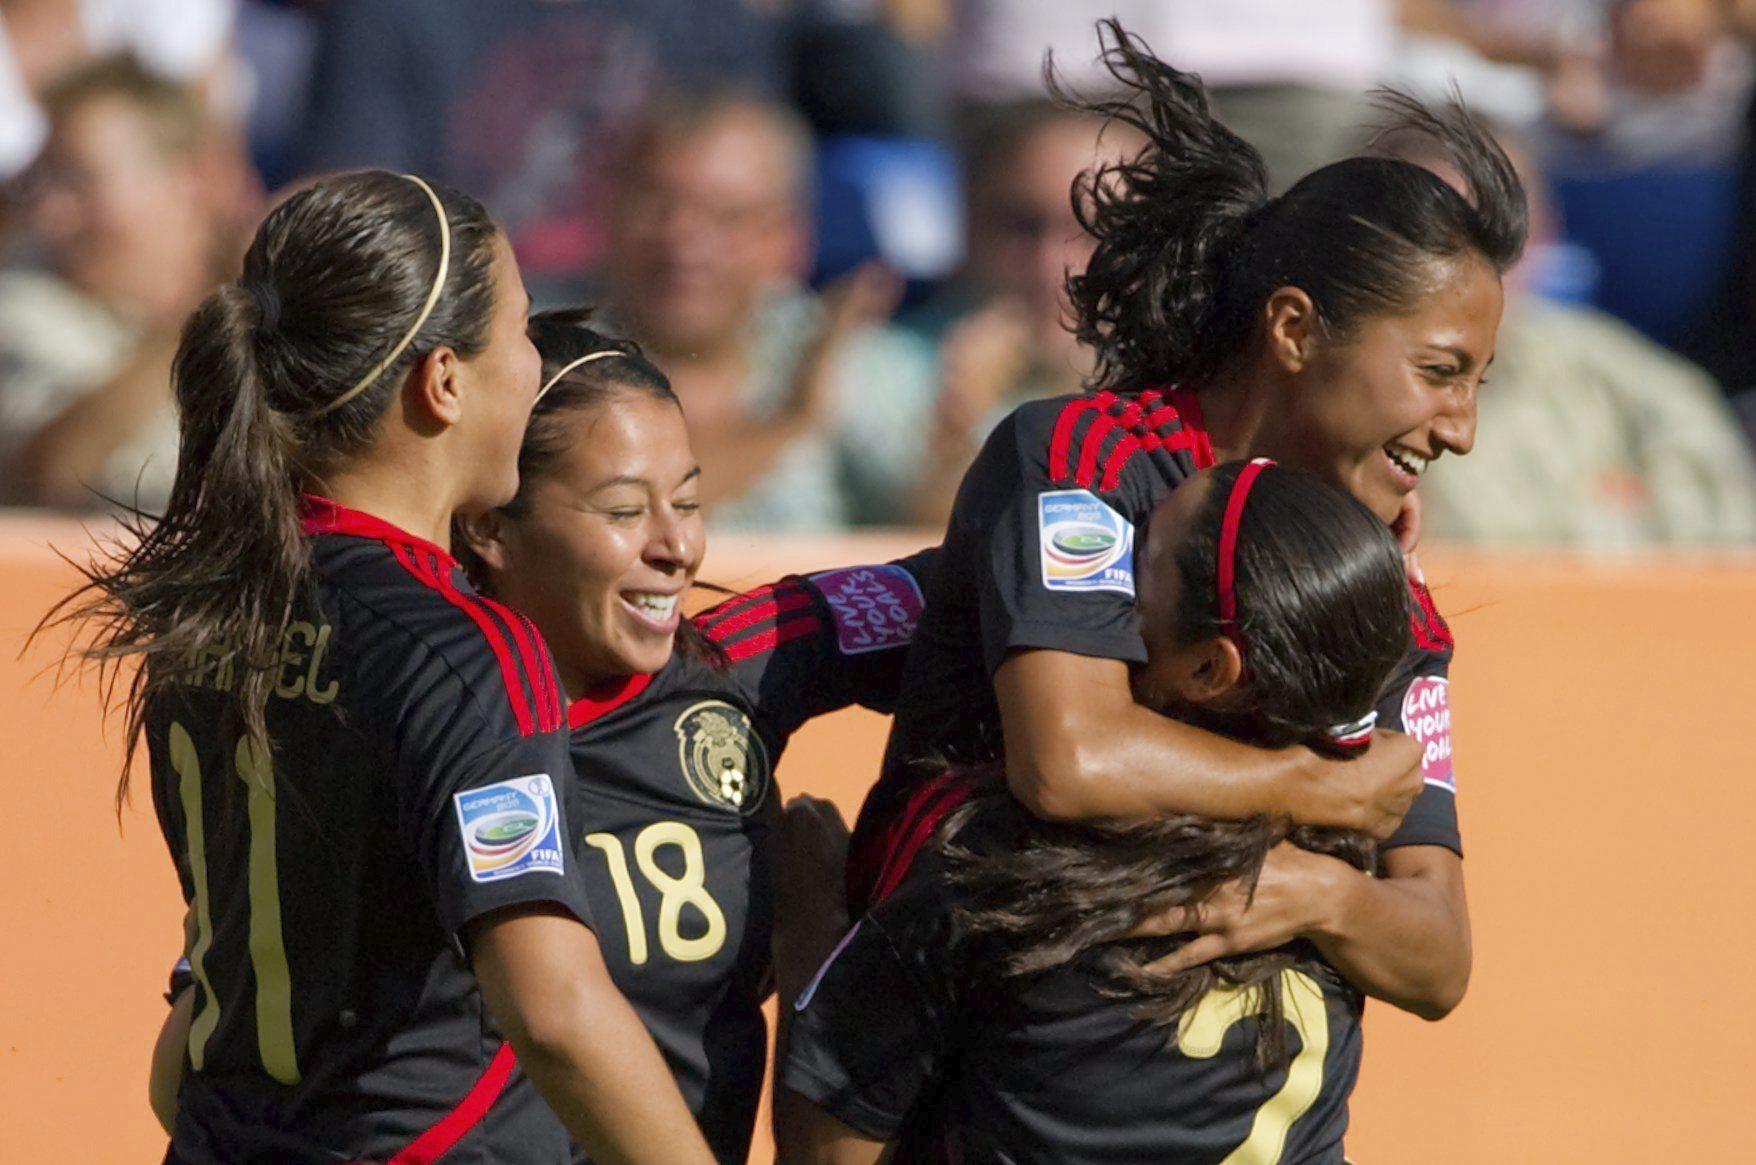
[[393, 666, 596, 937], [700, 551, 933, 742], [968, 410, 1150, 677], [1378, 650, 1460, 856], [780, 907, 955, 1141]]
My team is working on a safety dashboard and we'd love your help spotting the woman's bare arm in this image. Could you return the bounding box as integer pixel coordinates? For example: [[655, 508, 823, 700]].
[[468, 906, 715, 1165], [995, 650, 1422, 835]]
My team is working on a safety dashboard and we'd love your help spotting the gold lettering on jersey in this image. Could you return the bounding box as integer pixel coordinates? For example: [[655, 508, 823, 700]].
[[186, 622, 339, 706], [1178, 968, 1331, 1163], [274, 621, 339, 704], [672, 700, 770, 815]]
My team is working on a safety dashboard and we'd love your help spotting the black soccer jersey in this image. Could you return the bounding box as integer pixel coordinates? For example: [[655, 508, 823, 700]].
[[849, 389, 1463, 912], [564, 558, 928, 1164], [784, 847, 1365, 1165], [149, 498, 596, 1165]]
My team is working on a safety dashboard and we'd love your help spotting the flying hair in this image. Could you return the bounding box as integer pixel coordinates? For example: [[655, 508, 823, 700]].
[[1055, 18, 1527, 395]]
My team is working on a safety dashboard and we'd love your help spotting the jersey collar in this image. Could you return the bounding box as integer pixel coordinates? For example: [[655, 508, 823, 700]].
[[567, 672, 655, 729], [1160, 387, 1217, 470], [300, 494, 458, 567]]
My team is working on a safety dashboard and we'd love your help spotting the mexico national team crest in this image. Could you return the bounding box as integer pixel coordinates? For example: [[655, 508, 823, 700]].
[[1038, 489, 1136, 595], [674, 700, 771, 815]]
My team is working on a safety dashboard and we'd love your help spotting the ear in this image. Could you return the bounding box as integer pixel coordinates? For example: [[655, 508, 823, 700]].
[[1262, 286, 1318, 374], [410, 346, 464, 427], [1172, 634, 1245, 706], [454, 508, 511, 576]]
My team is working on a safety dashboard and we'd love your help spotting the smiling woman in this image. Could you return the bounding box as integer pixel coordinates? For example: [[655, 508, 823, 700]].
[[850, 16, 1526, 912], [458, 308, 710, 691], [455, 309, 935, 1162], [837, 24, 1525, 1153]]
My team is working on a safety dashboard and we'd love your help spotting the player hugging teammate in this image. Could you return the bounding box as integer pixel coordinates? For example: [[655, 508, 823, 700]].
[[779, 460, 1415, 1161], [805, 16, 1522, 1165], [85, 16, 1521, 1165]]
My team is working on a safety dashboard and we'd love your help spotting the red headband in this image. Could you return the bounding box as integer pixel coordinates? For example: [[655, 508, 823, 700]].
[[1215, 458, 1275, 656]]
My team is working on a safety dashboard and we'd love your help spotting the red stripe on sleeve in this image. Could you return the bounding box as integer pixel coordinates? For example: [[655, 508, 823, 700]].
[[872, 774, 976, 906], [481, 594, 558, 733], [386, 1041, 518, 1165], [1162, 388, 1216, 468], [517, 612, 564, 732], [1098, 433, 1142, 491], [428, 553, 545, 735], [722, 614, 821, 662], [702, 586, 816, 643], [389, 542, 440, 588], [696, 584, 777, 634], [1074, 399, 1146, 489], [389, 544, 538, 736], [1408, 577, 1454, 652], [1048, 392, 1112, 483]]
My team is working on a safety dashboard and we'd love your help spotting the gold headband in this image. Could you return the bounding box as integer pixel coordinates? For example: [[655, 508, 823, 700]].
[[310, 174, 452, 418], [536, 349, 623, 401]]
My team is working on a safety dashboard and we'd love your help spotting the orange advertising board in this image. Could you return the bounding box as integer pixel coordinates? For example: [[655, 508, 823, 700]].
[[3, 517, 1752, 1162]]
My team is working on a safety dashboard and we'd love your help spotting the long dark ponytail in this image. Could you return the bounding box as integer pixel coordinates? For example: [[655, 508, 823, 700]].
[[48, 171, 501, 810], [1060, 18, 1526, 394], [942, 464, 1413, 1068]]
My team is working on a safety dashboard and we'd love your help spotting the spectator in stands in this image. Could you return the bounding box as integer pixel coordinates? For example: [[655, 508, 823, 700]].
[[1402, 1, 1753, 349], [899, 99, 1141, 528], [936, 0, 1396, 187], [0, 0, 237, 181], [600, 91, 935, 530], [1391, 123, 1756, 547], [0, 56, 248, 510], [295, 0, 781, 297]]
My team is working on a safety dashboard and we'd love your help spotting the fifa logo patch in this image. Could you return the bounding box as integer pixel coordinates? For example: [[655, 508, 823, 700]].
[[808, 564, 924, 655], [453, 774, 566, 883], [1038, 489, 1136, 595], [1401, 676, 1454, 791], [674, 700, 771, 815]]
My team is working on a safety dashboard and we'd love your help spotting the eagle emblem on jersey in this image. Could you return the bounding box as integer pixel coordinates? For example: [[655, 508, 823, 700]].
[[674, 700, 770, 815]]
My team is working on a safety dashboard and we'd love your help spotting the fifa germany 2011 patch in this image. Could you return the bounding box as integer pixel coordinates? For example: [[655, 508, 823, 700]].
[[1037, 488, 1136, 595], [454, 774, 567, 882]]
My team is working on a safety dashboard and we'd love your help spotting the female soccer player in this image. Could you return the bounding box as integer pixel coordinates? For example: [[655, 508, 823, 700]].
[[781, 461, 1414, 1163], [62, 172, 713, 1163], [848, 20, 1523, 1023], [453, 310, 931, 1163]]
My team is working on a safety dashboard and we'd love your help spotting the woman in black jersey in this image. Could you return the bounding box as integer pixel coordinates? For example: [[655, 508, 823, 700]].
[[782, 461, 1414, 1164], [850, 19, 1525, 1028], [453, 310, 931, 1163], [63, 172, 713, 1163]]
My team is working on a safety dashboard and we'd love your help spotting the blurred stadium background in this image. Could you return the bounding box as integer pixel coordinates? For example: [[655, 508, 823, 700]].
[[2, 1, 1755, 1160]]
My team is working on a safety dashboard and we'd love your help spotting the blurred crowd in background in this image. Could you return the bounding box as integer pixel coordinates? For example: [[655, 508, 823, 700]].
[[2, 0, 1756, 549]]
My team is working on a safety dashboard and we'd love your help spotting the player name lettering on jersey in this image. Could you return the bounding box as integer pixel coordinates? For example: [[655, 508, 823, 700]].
[[1401, 675, 1454, 790], [183, 620, 340, 706]]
